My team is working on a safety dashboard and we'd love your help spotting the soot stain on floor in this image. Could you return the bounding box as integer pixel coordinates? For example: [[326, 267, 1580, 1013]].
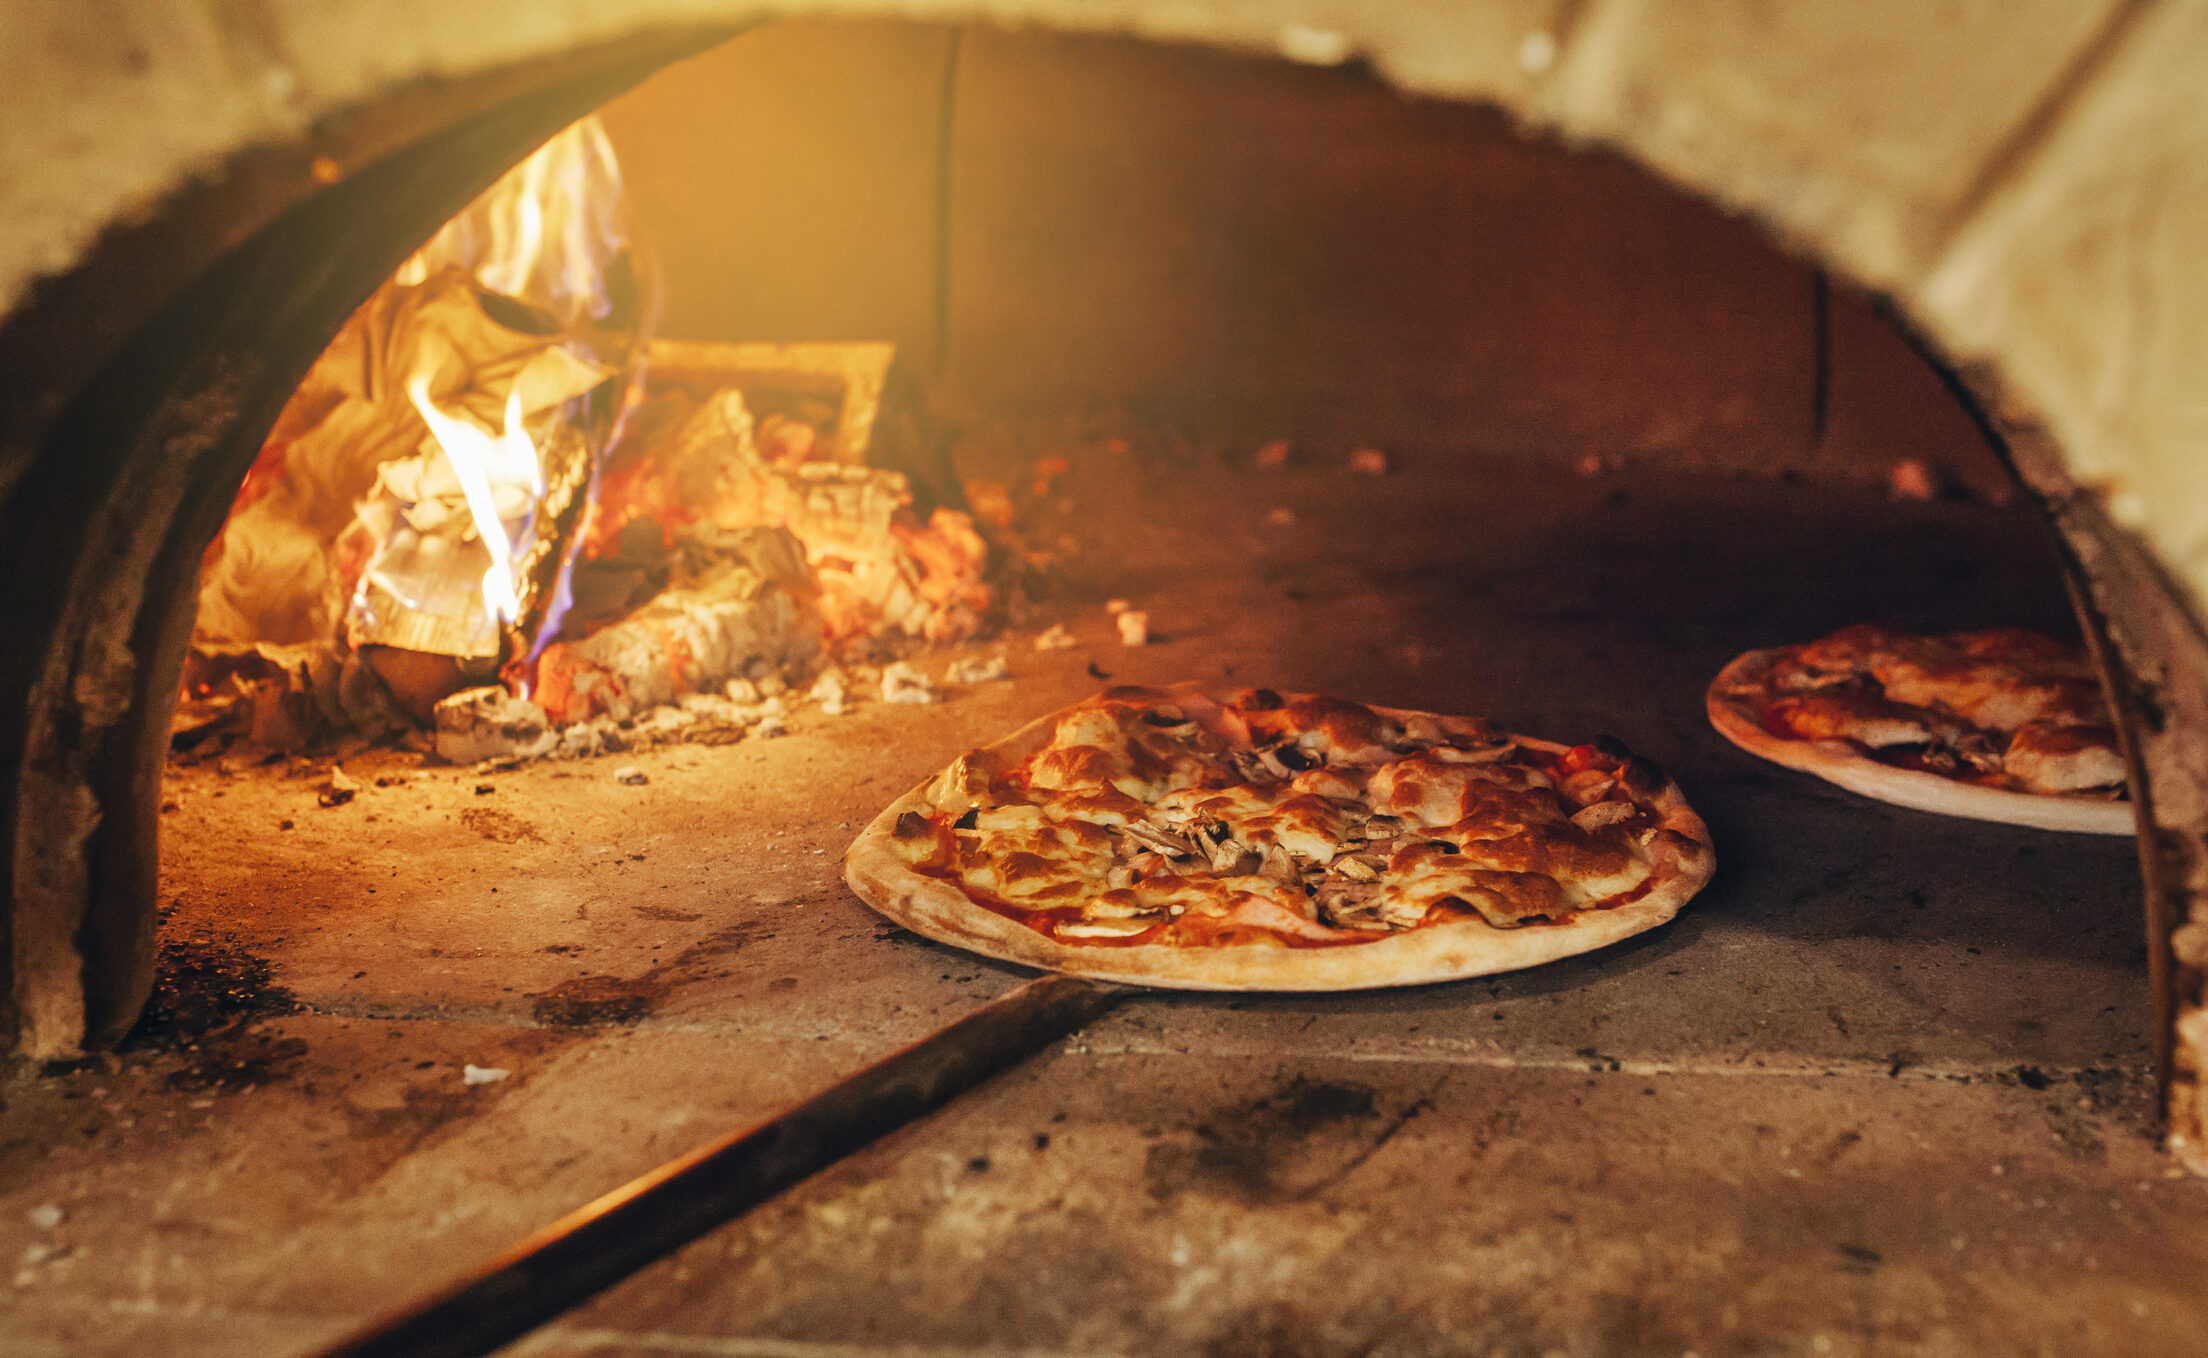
[[1145, 1075, 1431, 1206], [531, 919, 773, 1026], [121, 902, 305, 1089]]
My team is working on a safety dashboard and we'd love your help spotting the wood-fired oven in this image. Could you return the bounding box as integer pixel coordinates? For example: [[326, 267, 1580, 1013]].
[[5, 7, 2208, 1355]]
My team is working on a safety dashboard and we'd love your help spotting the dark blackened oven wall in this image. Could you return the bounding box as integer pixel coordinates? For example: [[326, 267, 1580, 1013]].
[[598, 23, 2005, 486]]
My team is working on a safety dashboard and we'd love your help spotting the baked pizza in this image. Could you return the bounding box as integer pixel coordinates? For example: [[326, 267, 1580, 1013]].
[[844, 686, 1714, 990], [1707, 624, 2131, 835]]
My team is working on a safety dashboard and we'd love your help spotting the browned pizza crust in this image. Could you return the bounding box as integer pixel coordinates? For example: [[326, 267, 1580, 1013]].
[[844, 697, 1715, 991], [1708, 648, 2133, 836]]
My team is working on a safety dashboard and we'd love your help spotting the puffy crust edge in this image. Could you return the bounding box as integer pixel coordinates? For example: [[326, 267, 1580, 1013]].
[[1707, 648, 2133, 837], [842, 701, 1716, 992]]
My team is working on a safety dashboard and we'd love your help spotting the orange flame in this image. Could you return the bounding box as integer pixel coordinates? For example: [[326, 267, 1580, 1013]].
[[393, 116, 627, 328], [405, 371, 542, 625]]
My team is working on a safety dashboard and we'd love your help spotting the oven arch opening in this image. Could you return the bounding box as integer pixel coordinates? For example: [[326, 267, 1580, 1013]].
[[2, 8, 2201, 1174]]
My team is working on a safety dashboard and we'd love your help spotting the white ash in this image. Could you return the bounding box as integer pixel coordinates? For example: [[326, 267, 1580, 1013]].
[[809, 667, 852, 715], [193, 639, 415, 753], [25, 1204, 63, 1231], [1116, 610, 1150, 647], [537, 578, 813, 724], [881, 661, 937, 705], [946, 654, 1010, 684], [558, 723, 607, 758], [1034, 623, 1076, 651], [724, 677, 761, 704], [634, 706, 698, 739], [434, 687, 559, 764], [1105, 598, 1131, 615], [679, 692, 742, 718], [462, 1064, 511, 1085]]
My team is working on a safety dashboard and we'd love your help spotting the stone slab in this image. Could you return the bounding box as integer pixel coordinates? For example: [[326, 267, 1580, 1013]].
[[530, 1048, 2207, 1357], [21, 438, 2158, 1354], [0, 1015, 885, 1355]]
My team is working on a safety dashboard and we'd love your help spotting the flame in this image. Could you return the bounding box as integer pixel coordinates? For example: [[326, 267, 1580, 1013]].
[[405, 371, 543, 625], [392, 117, 627, 328]]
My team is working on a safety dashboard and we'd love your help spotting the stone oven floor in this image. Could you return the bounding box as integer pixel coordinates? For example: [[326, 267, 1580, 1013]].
[[6, 442, 2203, 1356]]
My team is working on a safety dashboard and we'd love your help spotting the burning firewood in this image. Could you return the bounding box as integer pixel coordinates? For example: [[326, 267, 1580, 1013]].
[[176, 115, 1003, 773]]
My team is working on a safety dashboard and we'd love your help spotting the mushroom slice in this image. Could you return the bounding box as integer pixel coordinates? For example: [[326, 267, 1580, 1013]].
[[1315, 879, 1387, 929], [1333, 855, 1381, 883], [1128, 851, 1183, 878], [1228, 749, 1274, 783], [1377, 894, 1431, 930], [1949, 729, 2004, 774], [1259, 742, 1321, 777], [1559, 769, 1616, 804], [1057, 917, 1159, 939], [1430, 741, 1517, 764], [1358, 814, 1406, 841], [1084, 894, 1163, 919], [1259, 843, 1301, 885], [1207, 837, 1262, 876], [1570, 801, 1637, 831], [1398, 714, 1446, 748], [1122, 821, 1199, 857]]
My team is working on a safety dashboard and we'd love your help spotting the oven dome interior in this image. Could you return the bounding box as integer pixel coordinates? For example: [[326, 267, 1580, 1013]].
[[5, 17, 2203, 1357]]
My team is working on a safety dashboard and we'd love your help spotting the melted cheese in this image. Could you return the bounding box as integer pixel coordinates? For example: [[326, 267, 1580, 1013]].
[[1430, 821, 1649, 905], [934, 688, 1676, 944], [1774, 626, 2108, 735], [1149, 783, 1356, 864], [2004, 720, 2124, 792], [1364, 752, 1560, 830], [1768, 690, 1931, 747], [952, 804, 1112, 906], [1377, 842, 1567, 928], [1876, 662, 2098, 732]]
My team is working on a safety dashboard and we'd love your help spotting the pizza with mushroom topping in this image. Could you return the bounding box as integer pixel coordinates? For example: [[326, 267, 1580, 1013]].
[[1707, 625, 2131, 835], [843, 686, 1714, 990]]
